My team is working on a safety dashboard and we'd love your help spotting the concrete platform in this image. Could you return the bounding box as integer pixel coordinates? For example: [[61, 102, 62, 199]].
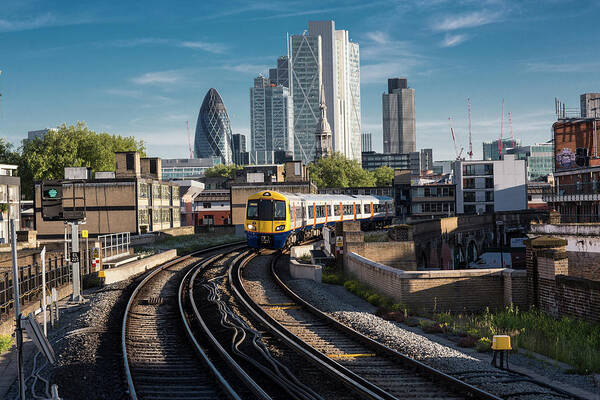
[[100, 250, 177, 285]]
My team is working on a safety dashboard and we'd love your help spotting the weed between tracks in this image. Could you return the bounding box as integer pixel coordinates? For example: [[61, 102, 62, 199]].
[[321, 266, 600, 374]]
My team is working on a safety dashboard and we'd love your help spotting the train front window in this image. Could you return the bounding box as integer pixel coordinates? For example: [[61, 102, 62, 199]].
[[247, 200, 258, 219], [274, 200, 286, 220], [258, 199, 273, 220]]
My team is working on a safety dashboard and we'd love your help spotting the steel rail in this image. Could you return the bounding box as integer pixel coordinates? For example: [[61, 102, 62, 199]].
[[270, 252, 502, 400], [121, 241, 244, 400], [229, 252, 394, 400], [184, 250, 272, 400]]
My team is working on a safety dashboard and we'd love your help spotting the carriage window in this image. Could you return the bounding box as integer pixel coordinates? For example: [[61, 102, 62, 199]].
[[247, 200, 258, 219], [316, 205, 325, 218], [295, 207, 302, 220], [274, 200, 286, 220], [334, 205, 341, 216], [327, 205, 332, 216], [343, 205, 353, 215], [308, 206, 314, 218], [364, 204, 371, 214]]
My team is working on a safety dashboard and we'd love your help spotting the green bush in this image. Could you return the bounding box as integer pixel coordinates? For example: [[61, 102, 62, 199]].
[[0, 335, 14, 354], [298, 254, 312, 263], [322, 272, 344, 285], [477, 337, 492, 352]]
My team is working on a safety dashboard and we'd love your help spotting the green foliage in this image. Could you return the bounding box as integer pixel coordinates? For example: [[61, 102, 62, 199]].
[[308, 153, 376, 188], [373, 166, 394, 187], [298, 254, 312, 263], [0, 335, 14, 354], [432, 305, 600, 374], [0, 138, 19, 165], [363, 231, 389, 243], [0, 203, 8, 213], [477, 337, 492, 352], [17, 122, 145, 199], [342, 279, 396, 309], [204, 164, 241, 179]]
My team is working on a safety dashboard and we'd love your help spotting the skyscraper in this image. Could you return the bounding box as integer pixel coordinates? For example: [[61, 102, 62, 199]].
[[361, 132, 372, 153], [250, 75, 293, 163], [289, 21, 361, 163], [269, 56, 289, 88], [231, 134, 247, 165], [482, 138, 521, 160], [194, 88, 233, 164], [289, 34, 322, 163], [383, 78, 416, 154]]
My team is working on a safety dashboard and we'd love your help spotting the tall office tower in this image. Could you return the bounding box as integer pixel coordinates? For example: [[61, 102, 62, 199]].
[[420, 148, 433, 172], [250, 75, 293, 163], [306, 21, 361, 162], [231, 134, 247, 165], [361, 132, 372, 152], [195, 88, 232, 164], [382, 78, 416, 154], [482, 138, 521, 160], [268, 56, 289, 88], [289, 34, 322, 163], [580, 93, 600, 118]]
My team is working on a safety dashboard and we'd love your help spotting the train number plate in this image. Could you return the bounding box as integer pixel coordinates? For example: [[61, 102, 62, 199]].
[[260, 236, 272, 244]]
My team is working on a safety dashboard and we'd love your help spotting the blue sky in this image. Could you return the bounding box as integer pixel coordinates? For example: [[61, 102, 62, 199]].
[[1, 0, 599, 161]]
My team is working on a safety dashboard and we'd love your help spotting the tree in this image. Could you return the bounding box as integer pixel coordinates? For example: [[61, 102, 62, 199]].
[[0, 138, 19, 165], [373, 166, 394, 187], [18, 122, 145, 199], [204, 163, 241, 179], [308, 153, 375, 188]]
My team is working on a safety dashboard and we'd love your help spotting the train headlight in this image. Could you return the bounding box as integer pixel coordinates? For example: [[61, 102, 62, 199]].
[[247, 224, 256, 231], [275, 225, 285, 231]]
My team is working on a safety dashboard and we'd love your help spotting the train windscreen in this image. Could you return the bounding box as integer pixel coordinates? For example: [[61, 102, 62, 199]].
[[247, 199, 286, 221]]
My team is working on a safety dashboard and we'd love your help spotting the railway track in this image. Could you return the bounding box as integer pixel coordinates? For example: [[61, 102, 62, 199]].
[[122, 242, 246, 400], [232, 251, 497, 400]]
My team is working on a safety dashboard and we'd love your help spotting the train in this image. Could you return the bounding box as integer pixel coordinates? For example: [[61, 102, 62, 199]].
[[244, 190, 394, 249]]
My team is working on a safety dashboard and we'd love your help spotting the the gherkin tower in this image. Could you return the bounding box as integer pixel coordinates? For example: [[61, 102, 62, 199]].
[[194, 88, 233, 164]]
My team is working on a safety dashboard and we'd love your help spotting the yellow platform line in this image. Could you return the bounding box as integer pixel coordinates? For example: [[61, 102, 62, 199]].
[[328, 353, 376, 359], [264, 302, 296, 306], [266, 306, 301, 310]]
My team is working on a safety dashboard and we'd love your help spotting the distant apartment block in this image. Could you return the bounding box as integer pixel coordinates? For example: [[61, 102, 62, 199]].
[[383, 78, 416, 154], [410, 183, 456, 220], [454, 155, 527, 214]]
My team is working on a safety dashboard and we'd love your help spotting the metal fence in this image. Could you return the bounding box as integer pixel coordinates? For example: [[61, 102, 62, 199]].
[[0, 251, 91, 322], [98, 232, 130, 261]]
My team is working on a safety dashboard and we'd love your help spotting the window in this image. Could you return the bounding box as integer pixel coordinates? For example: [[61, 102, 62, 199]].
[[308, 205, 314, 219], [463, 165, 476, 176], [485, 191, 494, 202], [464, 205, 476, 214], [138, 183, 148, 198], [364, 204, 371, 214], [295, 206, 303, 220], [247, 200, 258, 219], [464, 192, 476, 202], [334, 204, 341, 216], [260, 200, 274, 221], [486, 204, 494, 213], [203, 203, 211, 209], [274, 200, 286, 220], [485, 177, 494, 189], [343, 205, 353, 215], [484, 164, 494, 175], [424, 187, 431, 197], [315, 205, 325, 218], [463, 178, 475, 189]]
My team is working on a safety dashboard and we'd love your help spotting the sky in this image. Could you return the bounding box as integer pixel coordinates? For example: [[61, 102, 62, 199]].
[[1, 0, 599, 161]]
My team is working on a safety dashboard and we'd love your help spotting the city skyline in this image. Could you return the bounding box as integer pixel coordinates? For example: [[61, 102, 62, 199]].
[[1, 1, 599, 161]]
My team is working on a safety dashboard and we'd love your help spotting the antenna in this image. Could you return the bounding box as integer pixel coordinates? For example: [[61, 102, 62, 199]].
[[509, 111, 515, 149], [187, 121, 193, 159], [499, 98, 504, 158], [467, 98, 473, 160]]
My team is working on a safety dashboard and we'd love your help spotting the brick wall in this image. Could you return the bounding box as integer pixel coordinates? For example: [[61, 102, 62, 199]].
[[345, 251, 526, 313], [555, 276, 600, 323], [566, 252, 600, 281]]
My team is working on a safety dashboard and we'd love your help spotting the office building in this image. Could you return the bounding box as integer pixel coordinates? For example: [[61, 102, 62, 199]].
[[269, 56, 289, 88], [361, 132, 372, 153], [27, 128, 54, 141], [289, 21, 361, 163], [383, 78, 416, 154], [454, 155, 527, 214], [580, 93, 600, 118], [482, 138, 521, 161], [362, 151, 421, 176], [161, 157, 220, 180], [526, 142, 554, 181], [0, 165, 20, 244], [194, 88, 233, 164], [250, 76, 293, 163], [232, 134, 247, 166], [432, 160, 453, 175], [410, 184, 456, 220], [420, 148, 433, 172]]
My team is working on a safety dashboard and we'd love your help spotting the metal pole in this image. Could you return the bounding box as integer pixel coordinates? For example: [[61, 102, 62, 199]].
[[10, 220, 26, 400], [41, 246, 47, 336], [71, 222, 81, 302]]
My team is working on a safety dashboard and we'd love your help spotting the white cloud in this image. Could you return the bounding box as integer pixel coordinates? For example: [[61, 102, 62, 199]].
[[179, 41, 227, 54], [0, 13, 94, 32], [131, 70, 184, 85], [106, 37, 227, 54], [525, 61, 600, 73], [432, 10, 503, 31], [223, 64, 269, 75], [441, 33, 469, 47]]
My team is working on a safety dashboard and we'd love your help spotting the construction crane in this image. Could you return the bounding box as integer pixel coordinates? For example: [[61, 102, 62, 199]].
[[467, 98, 473, 159], [508, 111, 515, 149], [186, 120, 193, 159], [448, 117, 464, 160], [499, 98, 504, 156]]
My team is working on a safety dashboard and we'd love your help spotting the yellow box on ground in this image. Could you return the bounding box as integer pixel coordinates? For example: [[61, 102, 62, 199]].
[[492, 335, 511, 350]]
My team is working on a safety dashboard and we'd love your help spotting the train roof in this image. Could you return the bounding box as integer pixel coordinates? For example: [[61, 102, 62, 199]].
[[247, 190, 392, 202]]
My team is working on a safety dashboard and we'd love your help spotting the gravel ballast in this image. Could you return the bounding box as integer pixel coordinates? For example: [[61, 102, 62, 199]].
[[284, 275, 599, 399]]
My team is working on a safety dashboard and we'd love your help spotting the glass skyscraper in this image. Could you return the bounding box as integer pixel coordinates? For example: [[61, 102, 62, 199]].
[[194, 88, 233, 164]]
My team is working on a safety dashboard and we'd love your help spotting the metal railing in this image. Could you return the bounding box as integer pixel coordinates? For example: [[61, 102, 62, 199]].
[[98, 232, 130, 262]]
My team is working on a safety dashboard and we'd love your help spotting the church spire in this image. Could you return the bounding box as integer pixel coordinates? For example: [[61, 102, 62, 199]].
[[315, 84, 332, 160]]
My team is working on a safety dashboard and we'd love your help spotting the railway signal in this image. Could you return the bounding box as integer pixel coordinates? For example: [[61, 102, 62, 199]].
[[41, 181, 64, 221]]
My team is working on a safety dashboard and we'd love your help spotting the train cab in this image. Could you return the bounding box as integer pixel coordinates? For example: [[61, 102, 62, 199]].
[[245, 191, 291, 249]]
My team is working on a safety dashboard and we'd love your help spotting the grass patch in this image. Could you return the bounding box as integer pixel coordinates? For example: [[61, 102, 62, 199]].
[[431, 305, 600, 374], [0, 335, 14, 354], [321, 265, 345, 285], [135, 234, 242, 256], [343, 279, 399, 309], [298, 254, 312, 263], [363, 231, 389, 243]]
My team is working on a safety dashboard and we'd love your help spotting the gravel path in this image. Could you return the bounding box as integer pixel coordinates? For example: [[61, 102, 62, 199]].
[[284, 272, 599, 399]]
